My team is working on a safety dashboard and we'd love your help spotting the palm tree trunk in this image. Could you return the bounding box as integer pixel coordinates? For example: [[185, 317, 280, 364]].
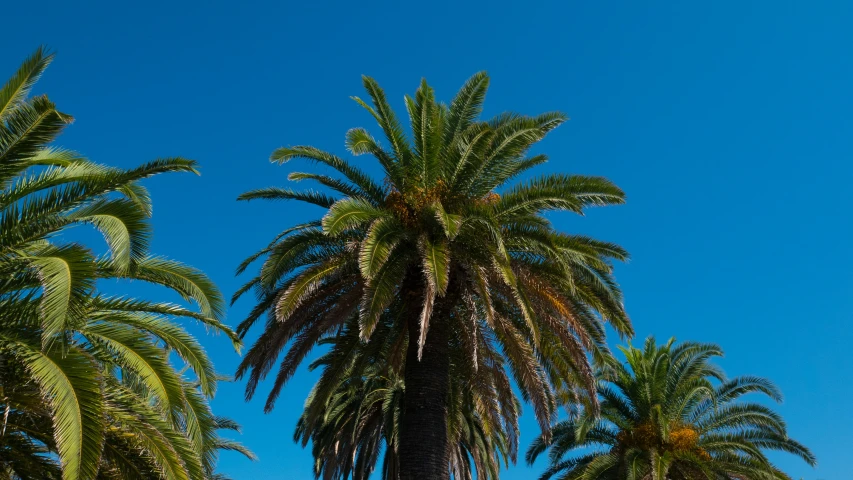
[[398, 270, 458, 480]]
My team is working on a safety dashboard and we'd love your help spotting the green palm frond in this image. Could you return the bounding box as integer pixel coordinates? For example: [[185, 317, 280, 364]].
[[0, 46, 54, 121], [359, 217, 406, 279], [82, 323, 185, 413], [237, 187, 338, 208], [98, 256, 227, 324], [322, 197, 388, 235], [271, 145, 385, 202], [25, 244, 96, 345], [70, 199, 151, 272], [0, 95, 72, 166], [88, 311, 217, 396]]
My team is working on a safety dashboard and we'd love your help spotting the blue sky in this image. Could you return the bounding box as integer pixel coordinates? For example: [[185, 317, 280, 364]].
[[5, 0, 851, 478]]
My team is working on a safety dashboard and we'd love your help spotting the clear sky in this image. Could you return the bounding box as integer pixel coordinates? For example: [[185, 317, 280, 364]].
[[4, 1, 851, 478]]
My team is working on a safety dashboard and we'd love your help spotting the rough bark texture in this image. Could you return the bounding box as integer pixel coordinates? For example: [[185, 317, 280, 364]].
[[398, 270, 457, 480]]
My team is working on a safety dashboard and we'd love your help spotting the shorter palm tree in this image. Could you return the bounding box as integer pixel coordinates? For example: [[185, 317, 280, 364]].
[[526, 337, 815, 480]]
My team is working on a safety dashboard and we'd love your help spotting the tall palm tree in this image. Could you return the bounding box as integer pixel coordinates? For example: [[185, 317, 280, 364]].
[[294, 312, 518, 480], [0, 48, 254, 479], [236, 72, 631, 479], [526, 337, 815, 480]]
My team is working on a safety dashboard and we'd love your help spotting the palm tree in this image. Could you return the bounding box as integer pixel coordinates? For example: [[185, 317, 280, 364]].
[[0, 48, 254, 479], [526, 337, 815, 480], [236, 72, 631, 479], [294, 312, 518, 480]]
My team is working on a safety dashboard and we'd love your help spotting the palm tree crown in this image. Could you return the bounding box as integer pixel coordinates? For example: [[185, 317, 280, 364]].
[[526, 337, 815, 480], [236, 72, 631, 479]]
